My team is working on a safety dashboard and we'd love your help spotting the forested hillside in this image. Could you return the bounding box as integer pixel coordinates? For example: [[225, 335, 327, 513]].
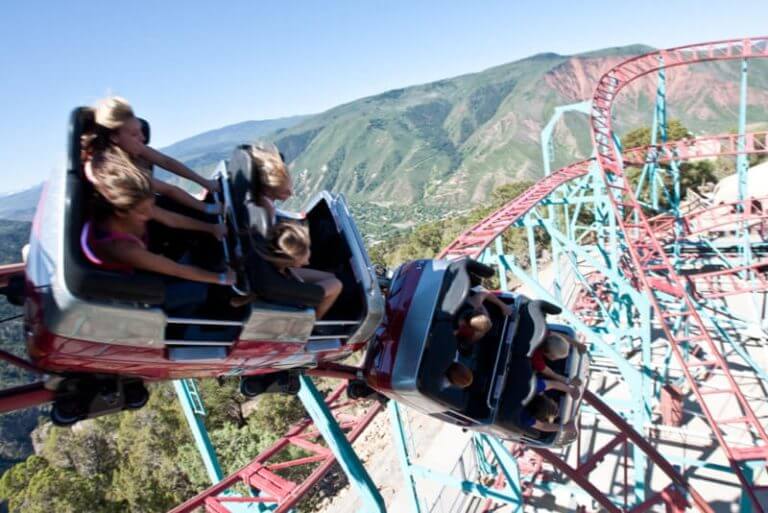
[[0, 221, 33, 476]]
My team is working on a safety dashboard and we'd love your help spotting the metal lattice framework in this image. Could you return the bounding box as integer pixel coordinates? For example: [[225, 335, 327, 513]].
[[172, 37, 768, 513], [171, 378, 384, 513]]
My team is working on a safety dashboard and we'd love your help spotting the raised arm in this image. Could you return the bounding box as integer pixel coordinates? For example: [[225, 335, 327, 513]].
[[152, 206, 227, 240], [468, 289, 514, 316], [539, 365, 569, 384], [151, 178, 221, 214], [138, 145, 219, 193], [531, 419, 561, 432], [99, 241, 233, 285], [480, 291, 515, 316], [543, 379, 580, 399]]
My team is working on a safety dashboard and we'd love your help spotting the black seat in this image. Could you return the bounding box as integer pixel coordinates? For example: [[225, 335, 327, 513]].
[[495, 356, 555, 444], [241, 244, 324, 307], [417, 319, 470, 412], [511, 298, 562, 357], [63, 107, 165, 304], [229, 145, 271, 238], [226, 145, 324, 308]]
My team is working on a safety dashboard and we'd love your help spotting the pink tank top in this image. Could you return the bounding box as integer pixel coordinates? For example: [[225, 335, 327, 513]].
[[81, 221, 147, 272]]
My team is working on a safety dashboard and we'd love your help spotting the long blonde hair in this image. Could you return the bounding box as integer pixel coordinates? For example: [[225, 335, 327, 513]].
[[246, 143, 291, 200], [261, 222, 310, 267], [81, 96, 136, 156], [89, 147, 153, 219]]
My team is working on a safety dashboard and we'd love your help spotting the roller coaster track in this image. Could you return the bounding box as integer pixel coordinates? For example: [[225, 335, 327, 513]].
[[591, 37, 768, 511], [439, 37, 768, 511], [173, 39, 768, 512], [440, 129, 768, 260], [170, 383, 383, 513], [535, 391, 714, 513]]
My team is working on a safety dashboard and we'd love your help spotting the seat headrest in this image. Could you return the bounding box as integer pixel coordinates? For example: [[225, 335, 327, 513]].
[[229, 146, 255, 208], [439, 258, 496, 316], [527, 300, 563, 356], [139, 118, 150, 144], [440, 262, 470, 316], [68, 107, 151, 172]]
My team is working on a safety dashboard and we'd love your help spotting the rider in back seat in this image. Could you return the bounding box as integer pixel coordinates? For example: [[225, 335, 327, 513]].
[[236, 144, 343, 317], [238, 223, 340, 319], [83, 97, 226, 263], [531, 331, 586, 387], [83, 148, 235, 315], [83, 96, 220, 212], [455, 286, 514, 348]]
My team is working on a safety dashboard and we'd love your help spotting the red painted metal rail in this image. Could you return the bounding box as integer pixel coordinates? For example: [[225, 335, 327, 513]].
[[437, 38, 768, 511], [439, 137, 768, 262], [169, 383, 382, 513], [531, 391, 714, 513], [589, 36, 768, 511]]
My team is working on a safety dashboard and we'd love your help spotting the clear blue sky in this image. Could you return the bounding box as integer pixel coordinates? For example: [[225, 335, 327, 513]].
[[1, 0, 766, 192]]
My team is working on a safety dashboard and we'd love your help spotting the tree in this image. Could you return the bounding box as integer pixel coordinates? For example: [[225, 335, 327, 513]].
[[621, 119, 691, 150]]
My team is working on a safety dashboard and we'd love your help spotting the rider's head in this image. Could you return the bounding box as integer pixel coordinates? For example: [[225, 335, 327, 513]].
[[527, 395, 560, 423], [542, 332, 571, 361], [446, 362, 473, 389], [456, 309, 492, 340], [263, 222, 311, 269], [247, 143, 293, 202], [90, 147, 154, 224], [84, 96, 144, 156]]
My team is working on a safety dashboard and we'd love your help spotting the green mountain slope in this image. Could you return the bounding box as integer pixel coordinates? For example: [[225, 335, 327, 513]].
[[274, 45, 768, 215], [7, 44, 768, 235], [156, 115, 310, 179]]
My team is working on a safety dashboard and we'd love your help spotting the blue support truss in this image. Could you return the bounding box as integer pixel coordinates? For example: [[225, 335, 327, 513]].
[[297, 375, 386, 513], [389, 401, 523, 513], [174, 379, 225, 485]]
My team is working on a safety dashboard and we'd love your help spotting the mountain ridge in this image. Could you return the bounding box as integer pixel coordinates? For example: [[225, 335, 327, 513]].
[[4, 42, 767, 234]]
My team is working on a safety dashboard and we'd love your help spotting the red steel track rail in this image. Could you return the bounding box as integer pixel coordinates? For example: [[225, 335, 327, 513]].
[[439, 128, 768, 261], [437, 38, 768, 511], [532, 391, 714, 513], [169, 384, 382, 513], [589, 37, 768, 511]]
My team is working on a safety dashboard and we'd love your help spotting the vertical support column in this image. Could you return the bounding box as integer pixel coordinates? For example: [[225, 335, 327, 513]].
[[649, 60, 667, 210], [297, 375, 386, 513], [634, 300, 652, 503], [737, 58, 753, 272], [173, 379, 224, 485], [389, 401, 422, 513], [494, 237, 508, 292], [739, 462, 756, 513], [526, 213, 538, 279]]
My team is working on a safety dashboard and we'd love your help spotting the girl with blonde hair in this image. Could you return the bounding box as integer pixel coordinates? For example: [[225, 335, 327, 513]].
[[85, 149, 233, 318], [243, 142, 293, 236], [83, 96, 221, 215], [237, 144, 343, 318], [257, 222, 342, 320], [85, 147, 233, 291]]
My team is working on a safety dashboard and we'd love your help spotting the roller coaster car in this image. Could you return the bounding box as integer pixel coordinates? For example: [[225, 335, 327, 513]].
[[22, 108, 384, 424], [363, 258, 590, 448]]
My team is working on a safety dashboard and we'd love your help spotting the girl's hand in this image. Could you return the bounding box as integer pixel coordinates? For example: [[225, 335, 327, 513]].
[[204, 178, 221, 194], [218, 269, 236, 285], [211, 223, 227, 240], [568, 386, 580, 400], [568, 377, 583, 387], [204, 201, 224, 215]]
